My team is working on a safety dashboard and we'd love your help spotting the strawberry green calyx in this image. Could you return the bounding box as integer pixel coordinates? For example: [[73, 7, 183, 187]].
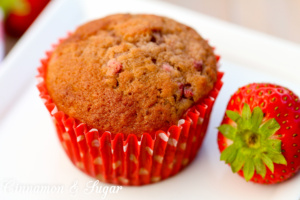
[[0, 0, 29, 17], [218, 103, 287, 181]]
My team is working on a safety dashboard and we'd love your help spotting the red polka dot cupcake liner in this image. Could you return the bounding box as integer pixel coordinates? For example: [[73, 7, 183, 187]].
[[36, 38, 223, 186]]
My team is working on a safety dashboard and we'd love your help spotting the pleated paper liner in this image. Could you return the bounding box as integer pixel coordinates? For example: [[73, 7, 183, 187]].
[[37, 40, 223, 186]]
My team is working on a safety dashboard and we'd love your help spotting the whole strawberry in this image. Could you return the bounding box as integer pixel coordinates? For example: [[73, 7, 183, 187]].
[[1, 0, 50, 37], [218, 83, 300, 184]]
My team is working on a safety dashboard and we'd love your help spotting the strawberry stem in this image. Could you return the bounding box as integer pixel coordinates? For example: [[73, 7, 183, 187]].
[[243, 130, 260, 148], [218, 103, 287, 181]]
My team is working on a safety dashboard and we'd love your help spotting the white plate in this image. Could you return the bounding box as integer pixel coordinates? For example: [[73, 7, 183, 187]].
[[0, 0, 299, 200]]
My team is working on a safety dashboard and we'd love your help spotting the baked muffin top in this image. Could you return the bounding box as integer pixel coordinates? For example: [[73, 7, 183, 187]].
[[46, 14, 218, 138]]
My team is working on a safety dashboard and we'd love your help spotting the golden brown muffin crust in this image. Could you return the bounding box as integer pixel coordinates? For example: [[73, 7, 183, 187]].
[[46, 14, 218, 137]]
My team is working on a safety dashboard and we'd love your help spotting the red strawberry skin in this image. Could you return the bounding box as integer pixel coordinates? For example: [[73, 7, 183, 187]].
[[218, 83, 300, 184]]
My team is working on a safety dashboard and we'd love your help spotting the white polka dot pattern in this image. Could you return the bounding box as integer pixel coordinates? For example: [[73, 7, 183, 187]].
[[93, 157, 103, 165]]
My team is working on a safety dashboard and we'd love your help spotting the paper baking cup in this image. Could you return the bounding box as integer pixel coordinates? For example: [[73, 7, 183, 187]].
[[37, 40, 223, 186]]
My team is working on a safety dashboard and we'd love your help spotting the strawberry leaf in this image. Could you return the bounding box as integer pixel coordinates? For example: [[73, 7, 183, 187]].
[[259, 118, 280, 139], [243, 158, 255, 181], [231, 149, 248, 172], [220, 145, 237, 163], [268, 151, 287, 165], [226, 110, 240, 122], [251, 106, 263, 131], [267, 139, 282, 153], [253, 157, 266, 178], [242, 103, 251, 120], [261, 154, 274, 173], [240, 103, 251, 129], [218, 124, 236, 140]]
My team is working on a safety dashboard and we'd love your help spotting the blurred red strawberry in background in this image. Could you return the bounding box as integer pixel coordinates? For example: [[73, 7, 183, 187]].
[[0, 0, 50, 37]]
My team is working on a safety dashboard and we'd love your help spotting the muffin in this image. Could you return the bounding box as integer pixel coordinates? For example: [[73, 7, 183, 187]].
[[37, 14, 223, 185]]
